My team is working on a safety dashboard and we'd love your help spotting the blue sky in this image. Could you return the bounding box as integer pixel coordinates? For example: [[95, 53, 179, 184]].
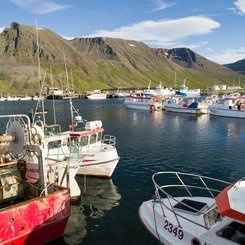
[[0, 0, 245, 64]]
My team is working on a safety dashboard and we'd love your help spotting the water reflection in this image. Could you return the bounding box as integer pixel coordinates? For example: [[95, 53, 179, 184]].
[[78, 177, 121, 219], [63, 205, 87, 245], [60, 177, 121, 244]]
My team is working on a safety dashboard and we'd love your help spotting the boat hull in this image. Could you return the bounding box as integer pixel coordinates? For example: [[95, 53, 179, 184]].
[[77, 157, 119, 178], [124, 103, 162, 111], [164, 105, 209, 114], [139, 198, 230, 245], [0, 187, 70, 245], [209, 108, 245, 118], [87, 94, 107, 100]]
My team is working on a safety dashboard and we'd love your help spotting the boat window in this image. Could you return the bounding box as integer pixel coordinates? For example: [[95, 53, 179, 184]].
[[69, 137, 78, 146], [173, 199, 207, 214], [48, 140, 61, 149], [80, 136, 89, 146], [216, 222, 245, 244], [204, 207, 221, 227], [90, 134, 97, 144], [98, 132, 102, 141]]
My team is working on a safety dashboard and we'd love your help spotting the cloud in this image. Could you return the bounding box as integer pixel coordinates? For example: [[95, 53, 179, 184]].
[[0, 27, 5, 34], [151, 0, 175, 11], [234, 0, 245, 14], [88, 16, 220, 47], [207, 47, 245, 64], [60, 34, 75, 40], [9, 0, 71, 14]]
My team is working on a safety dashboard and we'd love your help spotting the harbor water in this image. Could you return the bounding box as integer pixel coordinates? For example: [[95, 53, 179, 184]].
[[0, 99, 244, 245]]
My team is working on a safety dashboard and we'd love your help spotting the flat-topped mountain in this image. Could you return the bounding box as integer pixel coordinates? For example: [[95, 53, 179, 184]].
[[0, 22, 242, 92]]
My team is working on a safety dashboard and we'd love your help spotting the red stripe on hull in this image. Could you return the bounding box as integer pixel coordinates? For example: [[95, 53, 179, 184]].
[[0, 188, 70, 245]]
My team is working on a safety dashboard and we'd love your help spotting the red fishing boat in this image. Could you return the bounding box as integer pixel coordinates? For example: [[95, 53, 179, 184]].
[[0, 114, 70, 245]]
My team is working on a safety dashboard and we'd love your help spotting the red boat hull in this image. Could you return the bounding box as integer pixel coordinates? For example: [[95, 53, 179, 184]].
[[0, 188, 70, 245]]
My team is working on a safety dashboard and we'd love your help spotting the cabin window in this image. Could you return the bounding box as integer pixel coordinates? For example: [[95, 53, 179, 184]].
[[80, 136, 89, 146], [90, 134, 97, 144], [98, 132, 102, 141], [204, 207, 221, 227], [48, 140, 61, 149], [216, 222, 245, 244]]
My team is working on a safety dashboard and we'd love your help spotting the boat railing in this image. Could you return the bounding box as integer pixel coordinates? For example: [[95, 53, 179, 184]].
[[102, 135, 116, 150], [152, 171, 231, 229]]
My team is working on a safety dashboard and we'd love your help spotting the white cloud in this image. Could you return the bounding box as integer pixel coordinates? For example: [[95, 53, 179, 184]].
[[151, 0, 175, 11], [233, 0, 245, 15], [9, 0, 71, 14], [207, 47, 245, 64], [61, 34, 75, 40], [0, 27, 5, 34], [88, 16, 220, 47]]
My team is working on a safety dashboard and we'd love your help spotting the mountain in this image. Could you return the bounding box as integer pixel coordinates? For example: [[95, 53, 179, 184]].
[[225, 59, 245, 75], [0, 22, 243, 92]]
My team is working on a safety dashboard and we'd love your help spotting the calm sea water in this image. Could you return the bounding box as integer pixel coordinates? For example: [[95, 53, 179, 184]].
[[1, 99, 244, 245]]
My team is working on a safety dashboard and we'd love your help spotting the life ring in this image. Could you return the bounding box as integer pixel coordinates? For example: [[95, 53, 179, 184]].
[[150, 104, 155, 111]]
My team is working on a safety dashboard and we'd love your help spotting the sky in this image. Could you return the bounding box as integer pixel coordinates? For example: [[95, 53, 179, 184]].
[[0, 0, 245, 64]]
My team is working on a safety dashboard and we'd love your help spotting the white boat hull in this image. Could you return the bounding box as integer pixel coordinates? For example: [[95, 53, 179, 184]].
[[124, 103, 162, 111], [77, 157, 119, 178], [124, 97, 163, 111], [164, 105, 209, 114], [76, 146, 119, 178], [25, 161, 82, 198], [209, 108, 245, 118], [139, 198, 237, 245], [87, 94, 107, 100]]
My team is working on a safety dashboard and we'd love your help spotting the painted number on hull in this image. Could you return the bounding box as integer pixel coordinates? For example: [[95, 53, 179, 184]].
[[164, 220, 184, 240]]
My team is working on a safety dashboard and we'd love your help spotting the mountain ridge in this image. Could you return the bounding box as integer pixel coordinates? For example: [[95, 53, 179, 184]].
[[225, 59, 245, 75], [0, 22, 243, 92]]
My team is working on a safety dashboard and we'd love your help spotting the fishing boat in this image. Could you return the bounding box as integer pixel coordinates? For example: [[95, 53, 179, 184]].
[[164, 97, 209, 114], [24, 118, 82, 198], [0, 114, 70, 245], [27, 88, 82, 198], [176, 80, 200, 97], [86, 90, 107, 100], [155, 82, 175, 97], [46, 87, 64, 100], [208, 97, 245, 118], [67, 100, 120, 178], [124, 94, 163, 111], [139, 171, 245, 245], [112, 89, 129, 98]]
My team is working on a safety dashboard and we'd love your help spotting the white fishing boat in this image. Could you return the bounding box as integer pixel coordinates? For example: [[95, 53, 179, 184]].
[[67, 100, 120, 178], [164, 97, 209, 114], [124, 94, 163, 111], [86, 90, 107, 100], [46, 87, 64, 100], [176, 80, 200, 97], [155, 82, 175, 97], [112, 89, 129, 98], [209, 97, 245, 118], [28, 94, 82, 198], [139, 171, 245, 245], [24, 119, 82, 199]]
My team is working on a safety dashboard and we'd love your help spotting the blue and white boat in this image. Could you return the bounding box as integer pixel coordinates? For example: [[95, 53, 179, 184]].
[[164, 97, 209, 114], [176, 80, 200, 97]]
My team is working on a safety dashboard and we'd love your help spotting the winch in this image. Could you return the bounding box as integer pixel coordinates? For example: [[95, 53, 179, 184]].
[[0, 164, 24, 204], [0, 116, 28, 204]]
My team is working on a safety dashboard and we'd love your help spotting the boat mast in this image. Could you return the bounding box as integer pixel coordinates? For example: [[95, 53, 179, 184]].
[[50, 65, 57, 125], [63, 47, 70, 95]]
